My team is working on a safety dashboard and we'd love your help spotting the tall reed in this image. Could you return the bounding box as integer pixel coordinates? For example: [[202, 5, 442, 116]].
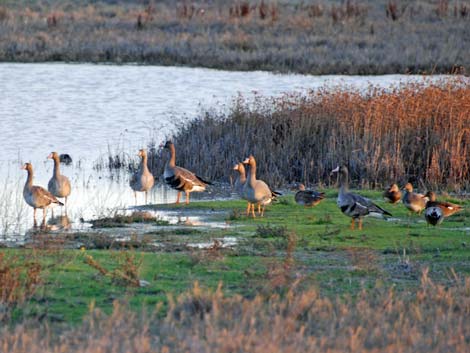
[[156, 80, 470, 190]]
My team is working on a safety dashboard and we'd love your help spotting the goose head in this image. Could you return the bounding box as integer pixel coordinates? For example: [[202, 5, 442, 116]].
[[242, 155, 256, 167], [138, 149, 147, 158], [163, 141, 173, 149], [424, 191, 437, 202], [403, 183, 413, 192], [389, 183, 399, 192], [21, 162, 33, 172], [47, 151, 59, 160]]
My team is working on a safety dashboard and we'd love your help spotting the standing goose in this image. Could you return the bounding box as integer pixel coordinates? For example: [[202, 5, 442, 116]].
[[424, 191, 463, 218], [242, 155, 277, 217], [130, 149, 155, 204], [22, 163, 63, 227], [163, 141, 211, 204], [233, 162, 247, 198], [47, 151, 71, 211], [383, 183, 402, 204], [331, 166, 392, 230], [402, 183, 428, 214], [294, 183, 325, 207]]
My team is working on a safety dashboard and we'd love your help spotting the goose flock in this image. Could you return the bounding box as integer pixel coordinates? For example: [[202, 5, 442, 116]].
[[21, 142, 463, 229]]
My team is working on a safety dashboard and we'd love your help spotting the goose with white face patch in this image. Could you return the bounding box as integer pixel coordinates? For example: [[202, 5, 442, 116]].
[[331, 166, 392, 230], [233, 162, 247, 198], [47, 151, 71, 211], [242, 155, 280, 217], [402, 183, 428, 214], [23, 162, 63, 228], [163, 141, 212, 205], [130, 149, 155, 205]]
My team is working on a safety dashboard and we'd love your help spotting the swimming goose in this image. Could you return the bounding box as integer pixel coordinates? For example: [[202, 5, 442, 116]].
[[163, 141, 211, 204], [130, 149, 155, 204], [424, 191, 463, 218], [23, 162, 63, 227], [383, 183, 402, 204], [47, 152, 71, 210], [402, 183, 428, 214], [294, 183, 325, 207], [331, 166, 392, 230], [242, 155, 277, 217]]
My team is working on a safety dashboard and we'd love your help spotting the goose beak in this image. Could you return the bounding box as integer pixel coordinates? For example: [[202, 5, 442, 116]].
[[330, 166, 339, 176], [47, 153, 53, 159], [242, 157, 250, 164], [233, 164, 239, 170], [21, 164, 26, 170]]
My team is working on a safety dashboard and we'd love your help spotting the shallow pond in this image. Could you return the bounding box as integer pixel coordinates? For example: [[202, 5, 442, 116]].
[[0, 63, 465, 238]]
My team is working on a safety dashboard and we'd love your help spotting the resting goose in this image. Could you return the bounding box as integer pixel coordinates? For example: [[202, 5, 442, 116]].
[[242, 155, 278, 217], [22, 162, 63, 227], [331, 166, 391, 230], [130, 149, 155, 204], [383, 183, 401, 204], [294, 183, 325, 207], [402, 183, 428, 214], [163, 141, 211, 204], [424, 191, 463, 218], [47, 151, 71, 210]]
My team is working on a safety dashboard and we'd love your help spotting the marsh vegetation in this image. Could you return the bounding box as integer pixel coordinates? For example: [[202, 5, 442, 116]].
[[0, 0, 469, 74]]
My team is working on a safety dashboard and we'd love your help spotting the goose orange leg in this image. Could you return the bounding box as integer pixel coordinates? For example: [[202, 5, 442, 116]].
[[251, 204, 256, 218], [185, 191, 190, 205], [176, 192, 181, 204], [358, 218, 363, 230], [33, 208, 37, 228], [350, 218, 355, 230], [42, 208, 47, 228], [246, 202, 251, 216]]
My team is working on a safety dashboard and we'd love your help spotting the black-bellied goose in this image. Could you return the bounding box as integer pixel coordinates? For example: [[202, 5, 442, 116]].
[[294, 183, 325, 207], [331, 166, 391, 230], [47, 151, 71, 210], [402, 183, 428, 214], [130, 149, 155, 204], [242, 155, 277, 217], [163, 141, 211, 204], [424, 191, 463, 218], [383, 183, 401, 204], [23, 162, 63, 227]]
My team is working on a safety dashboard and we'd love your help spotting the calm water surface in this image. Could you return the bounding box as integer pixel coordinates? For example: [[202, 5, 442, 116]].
[[0, 63, 463, 238]]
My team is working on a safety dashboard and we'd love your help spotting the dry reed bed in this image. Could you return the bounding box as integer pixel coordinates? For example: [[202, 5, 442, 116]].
[[2, 270, 470, 352], [155, 80, 470, 190], [0, 0, 469, 74]]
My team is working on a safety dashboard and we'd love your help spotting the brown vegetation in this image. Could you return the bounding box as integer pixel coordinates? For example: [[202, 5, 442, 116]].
[[154, 80, 470, 190], [2, 269, 470, 352], [0, 0, 469, 74]]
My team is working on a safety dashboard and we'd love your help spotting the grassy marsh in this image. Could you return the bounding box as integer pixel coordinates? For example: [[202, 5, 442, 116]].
[[0, 0, 469, 74]]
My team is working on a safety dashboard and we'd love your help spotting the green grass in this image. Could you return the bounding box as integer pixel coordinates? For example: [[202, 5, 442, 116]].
[[3, 189, 470, 326]]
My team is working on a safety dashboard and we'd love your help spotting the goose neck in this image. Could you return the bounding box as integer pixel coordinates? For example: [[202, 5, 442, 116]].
[[168, 145, 176, 167], [53, 157, 61, 177]]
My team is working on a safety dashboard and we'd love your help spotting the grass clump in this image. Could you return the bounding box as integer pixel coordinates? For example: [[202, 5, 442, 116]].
[[90, 211, 169, 228]]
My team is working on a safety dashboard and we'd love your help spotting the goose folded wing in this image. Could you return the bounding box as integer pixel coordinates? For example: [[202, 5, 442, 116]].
[[33, 186, 63, 205]]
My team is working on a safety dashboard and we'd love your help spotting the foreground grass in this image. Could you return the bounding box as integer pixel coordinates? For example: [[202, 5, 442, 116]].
[[2, 191, 470, 328], [0, 0, 469, 74]]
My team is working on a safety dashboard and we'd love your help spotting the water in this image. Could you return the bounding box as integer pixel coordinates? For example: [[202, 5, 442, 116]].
[[0, 63, 464, 238]]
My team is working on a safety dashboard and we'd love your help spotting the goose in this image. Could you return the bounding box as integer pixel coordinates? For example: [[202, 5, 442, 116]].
[[402, 183, 428, 214], [163, 141, 211, 204], [331, 166, 392, 230], [424, 191, 463, 218], [47, 151, 71, 211], [424, 205, 444, 226], [22, 162, 63, 227], [294, 183, 325, 207], [233, 162, 246, 198], [130, 149, 155, 204], [383, 183, 402, 204], [242, 155, 278, 217]]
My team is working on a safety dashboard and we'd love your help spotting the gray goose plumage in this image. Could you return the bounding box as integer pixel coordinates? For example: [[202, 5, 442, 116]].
[[402, 183, 428, 214], [47, 151, 71, 211], [242, 155, 277, 217], [130, 149, 155, 204], [294, 183, 325, 207], [163, 141, 211, 204], [383, 183, 402, 204], [23, 162, 63, 227], [331, 166, 391, 230]]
